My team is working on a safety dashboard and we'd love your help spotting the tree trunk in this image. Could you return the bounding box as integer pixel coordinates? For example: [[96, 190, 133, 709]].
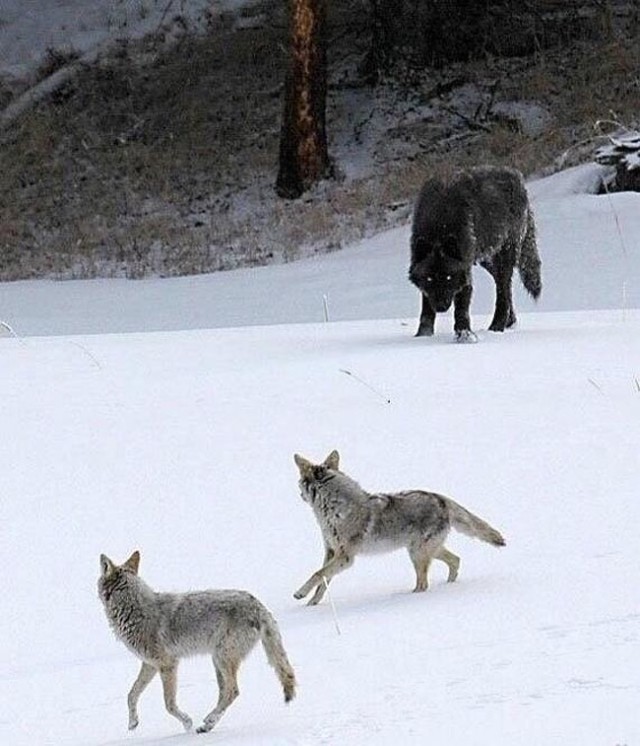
[[276, 0, 331, 199]]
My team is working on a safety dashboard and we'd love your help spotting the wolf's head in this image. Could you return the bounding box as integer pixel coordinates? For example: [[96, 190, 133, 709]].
[[409, 245, 470, 312], [293, 451, 340, 504], [98, 551, 140, 602]]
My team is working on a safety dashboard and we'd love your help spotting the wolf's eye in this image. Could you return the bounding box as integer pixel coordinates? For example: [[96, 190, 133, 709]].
[[446, 275, 452, 281], [426, 276, 433, 283]]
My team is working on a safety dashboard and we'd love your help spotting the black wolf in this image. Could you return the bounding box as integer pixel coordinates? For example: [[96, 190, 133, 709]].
[[408, 166, 542, 341]]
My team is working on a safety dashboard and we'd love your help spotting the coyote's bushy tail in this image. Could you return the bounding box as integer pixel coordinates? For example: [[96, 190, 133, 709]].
[[445, 498, 506, 547], [260, 609, 297, 703], [518, 207, 542, 300]]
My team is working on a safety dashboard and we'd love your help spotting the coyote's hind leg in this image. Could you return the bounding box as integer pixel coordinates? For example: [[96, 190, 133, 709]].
[[436, 547, 460, 583], [197, 658, 240, 733]]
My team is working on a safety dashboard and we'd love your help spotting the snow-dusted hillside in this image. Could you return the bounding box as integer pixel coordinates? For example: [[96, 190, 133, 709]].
[[0, 0, 254, 82], [1, 164, 639, 337], [1, 165, 639, 745]]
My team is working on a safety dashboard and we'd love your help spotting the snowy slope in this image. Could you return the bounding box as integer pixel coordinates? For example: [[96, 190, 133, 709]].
[[1, 164, 639, 745], [1, 164, 639, 337], [1, 312, 639, 746], [0, 0, 254, 82]]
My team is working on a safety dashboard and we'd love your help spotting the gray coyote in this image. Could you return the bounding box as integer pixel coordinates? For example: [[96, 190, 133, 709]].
[[294, 451, 505, 604], [98, 551, 296, 734]]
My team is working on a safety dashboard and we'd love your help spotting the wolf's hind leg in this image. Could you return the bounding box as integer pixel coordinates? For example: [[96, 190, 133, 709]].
[[159, 662, 193, 732], [483, 248, 516, 332], [435, 547, 460, 582], [127, 661, 157, 730], [294, 551, 354, 605], [198, 658, 240, 733]]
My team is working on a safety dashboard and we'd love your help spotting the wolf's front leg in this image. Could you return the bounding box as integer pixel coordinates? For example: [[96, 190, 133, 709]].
[[294, 552, 353, 605], [127, 661, 157, 730], [454, 285, 477, 343], [416, 294, 436, 337]]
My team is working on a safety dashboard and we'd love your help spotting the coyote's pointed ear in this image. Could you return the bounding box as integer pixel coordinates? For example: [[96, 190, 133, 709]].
[[294, 453, 314, 477], [323, 450, 340, 470], [100, 554, 116, 577], [123, 550, 140, 575]]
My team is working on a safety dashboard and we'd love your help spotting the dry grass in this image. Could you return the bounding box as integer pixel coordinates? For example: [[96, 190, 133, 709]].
[[1, 1, 638, 280]]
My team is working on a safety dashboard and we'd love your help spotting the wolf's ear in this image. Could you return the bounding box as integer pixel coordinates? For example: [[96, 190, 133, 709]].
[[100, 554, 115, 577], [294, 453, 314, 477], [324, 450, 340, 470], [123, 551, 140, 575]]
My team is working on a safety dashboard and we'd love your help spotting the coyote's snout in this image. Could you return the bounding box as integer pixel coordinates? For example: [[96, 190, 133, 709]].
[[294, 451, 505, 605], [98, 551, 296, 734]]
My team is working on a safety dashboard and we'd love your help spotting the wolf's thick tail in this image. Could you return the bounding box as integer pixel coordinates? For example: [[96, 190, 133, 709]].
[[518, 207, 542, 299], [259, 607, 297, 703], [445, 498, 506, 547]]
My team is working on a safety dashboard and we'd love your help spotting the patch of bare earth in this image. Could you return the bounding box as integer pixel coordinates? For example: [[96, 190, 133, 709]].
[[0, 1, 638, 279]]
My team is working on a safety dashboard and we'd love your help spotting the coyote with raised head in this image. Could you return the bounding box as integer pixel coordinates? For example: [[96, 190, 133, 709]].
[[293, 451, 505, 605], [98, 551, 296, 734]]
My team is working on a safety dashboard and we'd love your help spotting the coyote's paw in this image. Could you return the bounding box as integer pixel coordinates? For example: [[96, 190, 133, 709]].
[[293, 588, 307, 600], [197, 712, 221, 734], [455, 329, 478, 344], [447, 562, 460, 583], [128, 716, 139, 731], [182, 716, 193, 732]]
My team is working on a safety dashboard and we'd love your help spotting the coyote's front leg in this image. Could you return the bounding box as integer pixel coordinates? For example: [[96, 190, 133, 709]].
[[307, 545, 335, 606], [294, 550, 353, 605], [127, 661, 157, 730]]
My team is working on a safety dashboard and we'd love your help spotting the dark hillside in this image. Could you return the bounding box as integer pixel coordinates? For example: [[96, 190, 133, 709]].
[[0, 0, 637, 279]]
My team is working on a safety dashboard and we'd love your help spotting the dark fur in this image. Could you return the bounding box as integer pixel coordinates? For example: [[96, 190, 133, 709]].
[[409, 166, 542, 340]]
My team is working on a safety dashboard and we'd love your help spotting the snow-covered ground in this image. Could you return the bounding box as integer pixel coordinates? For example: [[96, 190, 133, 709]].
[[1, 165, 639, 745], [0, 0, 254, 82], [1, 164, 638, 337]]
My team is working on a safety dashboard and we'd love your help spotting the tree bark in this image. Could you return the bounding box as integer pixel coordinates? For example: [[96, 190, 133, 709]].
[[276, 0, 331, 199]]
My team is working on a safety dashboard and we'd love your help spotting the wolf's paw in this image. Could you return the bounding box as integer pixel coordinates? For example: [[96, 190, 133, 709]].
[[293, 588, 307, 600], [455, 329, 478, 344], [182, 716, 193, 732], [415, 327, 434, 337], [196, 723, 212, 734], [128, 717, 139, 731]]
